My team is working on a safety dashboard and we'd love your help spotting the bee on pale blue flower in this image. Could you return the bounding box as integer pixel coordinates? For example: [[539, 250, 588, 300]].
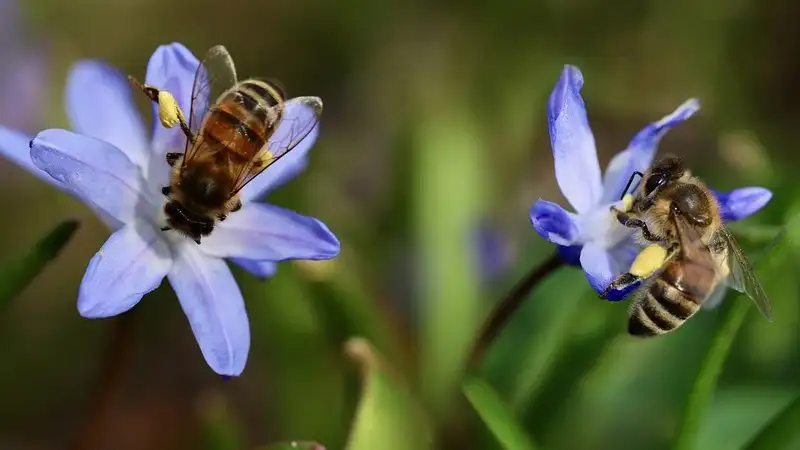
[[0, 43, 341, 376], [529, 65, 772, 300]]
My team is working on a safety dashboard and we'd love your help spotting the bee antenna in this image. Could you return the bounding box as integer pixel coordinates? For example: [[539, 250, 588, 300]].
[[620, 171, 645, 201]]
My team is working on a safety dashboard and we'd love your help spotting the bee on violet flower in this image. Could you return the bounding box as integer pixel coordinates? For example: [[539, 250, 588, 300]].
[[0, 43, 340, 376], [529, 65, 772, 299]]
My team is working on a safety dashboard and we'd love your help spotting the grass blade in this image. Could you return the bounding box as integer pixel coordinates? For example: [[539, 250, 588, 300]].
[[743, 393, 800, 450], [0, 219, 79, 306], [672, 298, 750, 450], [463, 375, 538, 450]]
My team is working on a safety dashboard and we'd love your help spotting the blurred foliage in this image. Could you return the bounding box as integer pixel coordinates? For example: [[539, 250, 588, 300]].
[[0, 0, 798, 449]]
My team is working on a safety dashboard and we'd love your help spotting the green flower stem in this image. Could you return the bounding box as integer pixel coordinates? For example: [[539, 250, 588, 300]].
[[468, 252, 564, 368], [672, 298, 750, 450], [743, 393, 800, 450]]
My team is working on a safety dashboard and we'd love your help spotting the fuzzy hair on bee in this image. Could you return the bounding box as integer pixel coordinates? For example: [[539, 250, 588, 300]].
[[602, 155, 772, 337]]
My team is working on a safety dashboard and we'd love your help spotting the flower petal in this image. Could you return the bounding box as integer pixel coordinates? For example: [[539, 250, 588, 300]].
[[201, 203, 340, 262], [65, 61, 149, 168], [529, 199, 580, 246], [168, 243, 250, 376], [579, 243, 616, 295], [145, 43, 200, 158], [30, 129, 147, 226], [230, 258, 278, 279], [0, 126, 56, 186], [78, 223, 172, 317], [713, 187, 772, 222], [602, 99, 700, 202], [239, 98, 320, 202], [548, 65, 602, 213], [579, 241, 639, 298]]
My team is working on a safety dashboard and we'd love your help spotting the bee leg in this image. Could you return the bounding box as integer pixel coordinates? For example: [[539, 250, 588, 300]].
[[623, 218, 658, 242], [160, 226, 171, 231], [194, 238, 201, 245], [217, 213, 227, 221], [231, 200, 242, 212], [601, 272, 642, 299], [161, 186, 171, 196], [165, 152, 181, 167]]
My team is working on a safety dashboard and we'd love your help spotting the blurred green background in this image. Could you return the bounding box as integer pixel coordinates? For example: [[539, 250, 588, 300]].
[[1, 0, 799, 449]]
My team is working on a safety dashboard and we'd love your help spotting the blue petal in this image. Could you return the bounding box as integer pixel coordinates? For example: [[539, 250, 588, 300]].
[[529, 199, 580, 246], [548, 65, 602, 213], [474, 225, 512, 281], [557, 244, 582, 266], [30, 129, 146, 226], [602, 99, 700, 203], [579, 241, 639, 298], [168, 243, 250, 376], [240, 98, 320, 202], [713, 187, 772, 222], [580, 243, 615, 294], [145, 43, 199, 158], [78, 224, 172, 317], [230, 258, 279, 279], [65, 61, 149, 169], [0, 126, 56, 186], [201, 203, 340, 261]]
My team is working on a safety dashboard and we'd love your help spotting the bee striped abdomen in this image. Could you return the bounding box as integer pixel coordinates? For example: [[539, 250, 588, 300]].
[[201, 79, 285, 162], [628, 266, 701, 337]]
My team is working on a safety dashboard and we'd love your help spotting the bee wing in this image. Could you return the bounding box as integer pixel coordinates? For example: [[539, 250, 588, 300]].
[[672, 212, 724, 307], [701, 283, 729, 311], [230, 96, 322, 195], [718, 226, 773, 320], [182, 45, 238, 166]]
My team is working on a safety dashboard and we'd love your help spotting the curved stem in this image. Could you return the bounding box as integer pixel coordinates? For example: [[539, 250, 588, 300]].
[[468, 252, 564, 368]]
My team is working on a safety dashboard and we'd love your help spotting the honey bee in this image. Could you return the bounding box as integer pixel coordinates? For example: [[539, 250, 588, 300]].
[[601, 155, 772, 336], [129, 45, 322, 244]]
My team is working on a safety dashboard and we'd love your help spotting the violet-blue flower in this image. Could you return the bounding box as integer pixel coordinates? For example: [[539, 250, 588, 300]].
[[530, 65, 772, 298], [0, 43, 339, 376]]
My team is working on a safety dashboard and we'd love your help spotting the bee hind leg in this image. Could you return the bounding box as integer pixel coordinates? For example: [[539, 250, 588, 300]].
[[231, 201, 242, 212], [217, 213, 227, 221], [161, 186, 171, 196], [611, 208, 659, 242], [160, 226, 171, 231]]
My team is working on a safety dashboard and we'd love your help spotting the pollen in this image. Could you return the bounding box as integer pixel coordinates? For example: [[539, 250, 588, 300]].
[[157, 91, 184, 128], [621, 193, 634, 212], [629, 243, 667, 278]]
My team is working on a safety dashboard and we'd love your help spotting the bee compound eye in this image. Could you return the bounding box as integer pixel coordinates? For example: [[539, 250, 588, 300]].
[[645, 173, 666, 195]]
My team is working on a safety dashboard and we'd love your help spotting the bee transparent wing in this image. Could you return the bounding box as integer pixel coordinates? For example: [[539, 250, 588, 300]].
[[718, 226, 773, 320], [230, 96, 322, 194], [700, 283, 729, 311], [182, 45, 238, 165], [672, 212, 722, 307]]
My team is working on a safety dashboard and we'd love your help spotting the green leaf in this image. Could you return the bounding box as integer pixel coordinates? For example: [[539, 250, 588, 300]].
[[344, 338, 433, 450], [413, 92, 484, 413], [256, 442, 326, 450], [463, 375, 538, 450], [743, 393, 800, 450], [0, 219, 79, 306]]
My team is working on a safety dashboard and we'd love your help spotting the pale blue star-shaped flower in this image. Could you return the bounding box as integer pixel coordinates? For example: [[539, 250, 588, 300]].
[[0, 42, 340, 376], [530, 65, 772, 298]]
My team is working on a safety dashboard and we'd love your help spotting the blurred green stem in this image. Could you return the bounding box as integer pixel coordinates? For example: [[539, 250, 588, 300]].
[[743, 393, 800, 450], [672, 298, 750, 450], [469, 252, 563, 367]]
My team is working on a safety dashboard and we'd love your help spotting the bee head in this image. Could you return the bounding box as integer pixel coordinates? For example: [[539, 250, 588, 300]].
[[164, 200, 215, 241], [644, 156, 686, 197]]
